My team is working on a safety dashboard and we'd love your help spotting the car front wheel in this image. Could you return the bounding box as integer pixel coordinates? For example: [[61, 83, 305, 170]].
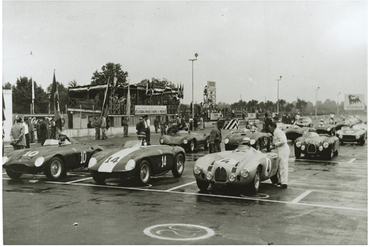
[[6, 169, 22, 179], [45, 157, 65, 180], [196, 180, 209, 191], [92, 172, 106, 184], [172, 153, 185, 177], [188, 140, 195, 152], [294, 149, 301, 159], [247, 168, 261, 194], [204, 137, 209, 150], [136, 160, 151, 185]]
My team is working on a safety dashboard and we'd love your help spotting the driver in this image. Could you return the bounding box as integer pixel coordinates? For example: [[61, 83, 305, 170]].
[[58, 132, 71, 145]]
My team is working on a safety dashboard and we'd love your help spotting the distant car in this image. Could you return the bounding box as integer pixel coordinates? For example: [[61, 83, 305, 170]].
[[159, 130, 209, 152], [88, 140, 186, 185], [294, 117, 313, 127], [2, 138, 103, 180], [224, 128, 272, 151], [294, 131, 339, 160], [315, 122, 336, 136], [336, 123, 367, 146], [283, 125, 312, 142], [193, 137, 279, 194]]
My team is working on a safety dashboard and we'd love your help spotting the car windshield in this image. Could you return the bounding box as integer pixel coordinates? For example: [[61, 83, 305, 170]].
[[299, 117, 311, 122], [351, 125, 364, 131], [178, 130, 189, 134], [124, 140, 143, 148], [43, 139, 61, 146], [230, 129, 250, 134], [341, 126, 351, 131]]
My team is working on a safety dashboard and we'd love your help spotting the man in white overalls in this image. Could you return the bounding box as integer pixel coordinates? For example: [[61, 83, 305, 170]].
[[268, 122, 290, 188]]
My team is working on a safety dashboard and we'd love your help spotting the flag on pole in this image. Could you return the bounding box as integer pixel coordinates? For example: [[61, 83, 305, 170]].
[[126, 79, 131, 117], [50, 71, 62, 134], [31, 79, 35, 114], [101, 77, 110, 118]]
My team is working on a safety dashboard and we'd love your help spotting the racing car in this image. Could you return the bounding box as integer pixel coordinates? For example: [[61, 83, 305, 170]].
[[283, 125, 312, 142], [294, 131, 339, 160], [315, 122, 336, 136], [193, 137, 279, 194], [2, 137, 103, 180], [159, 130, 209, 152], [336, 123, 367, 145], [88, 140, 186, 185], [224, 128, 272, 152]]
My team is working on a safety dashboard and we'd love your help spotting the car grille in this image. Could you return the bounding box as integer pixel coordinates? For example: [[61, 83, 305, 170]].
[[343, 135, 357, 141], [307, 144, 316, 154], [215, 167, 227, 182]]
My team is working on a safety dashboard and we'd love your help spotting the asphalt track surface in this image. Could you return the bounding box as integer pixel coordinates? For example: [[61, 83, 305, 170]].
[[2, 131, 368, 245]]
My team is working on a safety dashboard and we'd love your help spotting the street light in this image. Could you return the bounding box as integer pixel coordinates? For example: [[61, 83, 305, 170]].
[[189, 53, 198, 119], [337, 92, 341, 115], [276, 76, 282, 113], [315, 87, 320, 117]]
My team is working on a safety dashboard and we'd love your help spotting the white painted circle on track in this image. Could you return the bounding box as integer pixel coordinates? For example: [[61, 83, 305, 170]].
[[143, 223, 215, 241]]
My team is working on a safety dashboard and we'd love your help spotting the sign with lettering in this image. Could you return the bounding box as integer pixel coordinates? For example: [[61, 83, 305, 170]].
[[134, 105, 167, 115]]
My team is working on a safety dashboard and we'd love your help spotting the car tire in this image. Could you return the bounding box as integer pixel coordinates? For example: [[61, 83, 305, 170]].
[[6, 169, 22, 179], [247, 168, 261, 194], [196, 180, 209, 191], [136, 160, 151, 185], [204, 137, 209, 151], [255, 141, 261, 151], [324, 149, 334, 160], [294, 149, 301, 159], [45, 157, 65, 180], [188, 139, 195, 152], [92, 172, 106, 184], [270, 173, 278, 184], [334, 149, 339, 156], [359, 138, 365, 146], [172, 153, 185, 178], [266, 137, 271, 152]]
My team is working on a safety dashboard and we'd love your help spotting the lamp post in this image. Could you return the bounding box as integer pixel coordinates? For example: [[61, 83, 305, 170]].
[[337, 92, 341, 115], [189, 53, 198, 119], [276, 76, 282, 113], [315, 87, 320, 117]]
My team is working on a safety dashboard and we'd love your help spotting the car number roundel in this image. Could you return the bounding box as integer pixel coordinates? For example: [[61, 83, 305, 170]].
[[98, 147, 140, 173]]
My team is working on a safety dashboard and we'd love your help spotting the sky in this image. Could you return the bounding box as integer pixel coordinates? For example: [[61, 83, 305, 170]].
[[2, 0, 368, 106]]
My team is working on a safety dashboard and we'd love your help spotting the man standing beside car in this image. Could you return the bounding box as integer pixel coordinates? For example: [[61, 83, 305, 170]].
[[267, 122, 290, 188], [209, 119, 224, 153]]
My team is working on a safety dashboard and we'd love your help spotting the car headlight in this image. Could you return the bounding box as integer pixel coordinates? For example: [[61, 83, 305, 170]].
[[240, 168, 249, 178], [229, 173, 236, 182], [224, 138, 229, 144], [296, 142, 301, 148], [2, 156, 9, 165], [301, 145, 305, 151], [339, 134, 343, 139], [206, 172, 213, 180], [250, 139, 256, 145], [327, 128, 331, 131], [356, 135, 360, 139], [319, 146, 323, 151], [323, 142, 329, 148], [193, 165, 202, 175], [125, 159, 136, 171], [34, 157, 45, 167], [159, 139, 164, 144], [183, 140, 188, 144], [88, 157, 97, 168]]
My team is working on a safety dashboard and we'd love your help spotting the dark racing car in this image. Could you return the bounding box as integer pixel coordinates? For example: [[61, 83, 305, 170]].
[[88, 140, 186, 185], [294, 131, 339, 160], [159, 130, 209, 152], [223, 128, 271, 151], [2, 137, 103, 180]]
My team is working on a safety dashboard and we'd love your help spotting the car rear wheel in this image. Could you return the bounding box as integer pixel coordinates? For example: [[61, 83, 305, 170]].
[[136, 160, 151, 185], [172, 153, 185, 177], [45, 157, 65, 180], [196, 180, 209, 191], [6, 169, 22, 179], [247, 168, 261, 194], [188, 140, 195, 152]]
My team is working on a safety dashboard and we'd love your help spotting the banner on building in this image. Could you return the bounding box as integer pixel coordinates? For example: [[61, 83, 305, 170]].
[[344, 94, 365, 110], [134, 105, 167, 115]]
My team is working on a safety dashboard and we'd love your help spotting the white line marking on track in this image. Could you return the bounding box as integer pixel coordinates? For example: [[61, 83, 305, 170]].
[[66, 177, 93, 183], [348, 158, 356, 163], [165, 181, 196, 191], [291, 190, 312, 203], [42, 181, 367, 212]]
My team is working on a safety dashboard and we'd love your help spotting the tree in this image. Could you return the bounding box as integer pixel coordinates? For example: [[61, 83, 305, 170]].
[[68, 80, 78, 88], [2, 82, 12, 89], [46, 82, 69, 114], [91, 62, 129, 86], [295, 98, 308, 114], [136, 78, 177, 89]]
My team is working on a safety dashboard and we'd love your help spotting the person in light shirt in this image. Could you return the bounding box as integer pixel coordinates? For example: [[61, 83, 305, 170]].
[[267, 121, 290, 188], [143, 115, 151, 145]]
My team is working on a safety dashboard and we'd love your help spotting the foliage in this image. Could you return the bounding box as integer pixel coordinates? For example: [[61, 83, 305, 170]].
[[295, 98, 308, 114], [91, 62, 129, 86], [136, 78, 177, 89], [46, 82, 69, 113], [2, 82, 12, 89], [68, 80, 78, 88]]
